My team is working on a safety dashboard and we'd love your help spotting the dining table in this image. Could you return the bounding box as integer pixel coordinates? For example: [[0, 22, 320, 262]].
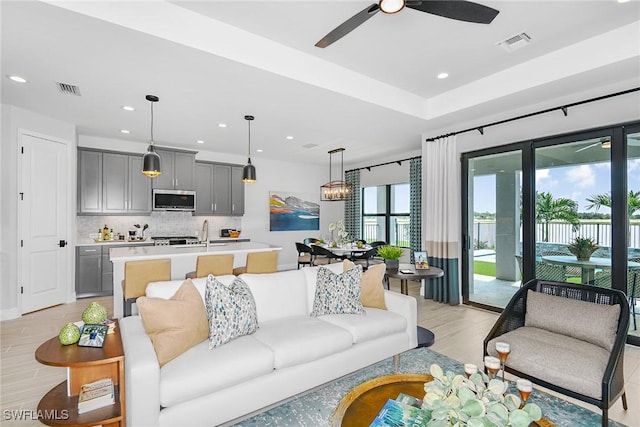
[[540, 255, 640, 284], [321, 244, 372, 260]]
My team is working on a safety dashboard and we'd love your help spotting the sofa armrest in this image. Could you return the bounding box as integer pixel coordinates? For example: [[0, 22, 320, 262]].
[[383, 291, 418, 348], [120, 316, 161, 427]]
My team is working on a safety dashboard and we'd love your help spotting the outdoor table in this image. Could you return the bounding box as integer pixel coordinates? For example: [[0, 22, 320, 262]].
[[541, 255, 640, 284]]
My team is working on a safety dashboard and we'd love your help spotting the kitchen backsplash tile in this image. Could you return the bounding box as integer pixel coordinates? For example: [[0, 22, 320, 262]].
[[77, 212, 241, 241]]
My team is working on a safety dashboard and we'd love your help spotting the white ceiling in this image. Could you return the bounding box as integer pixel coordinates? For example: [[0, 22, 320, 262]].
[[2, 1, 639, 168]]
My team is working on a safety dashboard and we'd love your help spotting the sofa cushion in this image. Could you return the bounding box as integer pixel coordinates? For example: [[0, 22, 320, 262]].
[[319, 307, 406, 343], [145, 275, 237, 303], [302, 263, 348, 312], [488, 326, 610, 399], [159, 336, 274, 407], [205, 275, 259, 349], [239, 269, 308, 323], [525, 290, 620, 351], [343, 260, 387, 310], [311, 266, 365, 316], [253, 316, 353, 369], [136, 279, 209, 367]]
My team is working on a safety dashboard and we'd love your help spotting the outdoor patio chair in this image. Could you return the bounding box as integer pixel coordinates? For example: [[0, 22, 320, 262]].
[[541, 250, 582, 280], [595, 259, 640, 330], [515, 254, 566, 283], [484, 279, 629, 427]]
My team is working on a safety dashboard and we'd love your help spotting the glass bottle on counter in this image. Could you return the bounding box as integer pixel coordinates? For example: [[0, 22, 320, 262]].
[[103, 224, 110, 241], [97, 228, 103, 241]]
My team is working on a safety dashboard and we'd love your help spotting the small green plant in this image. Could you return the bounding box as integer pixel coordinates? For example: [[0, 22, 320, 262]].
[[567, 237, 598, 261], [422, 364, 542, 427], [377, 245, 404, 260]]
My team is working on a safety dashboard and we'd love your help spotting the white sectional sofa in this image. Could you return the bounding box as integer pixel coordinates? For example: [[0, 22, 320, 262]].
[[119, 263, 418, 427]]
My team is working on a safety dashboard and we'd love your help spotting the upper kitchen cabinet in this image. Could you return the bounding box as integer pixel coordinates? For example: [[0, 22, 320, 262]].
[[77, 149, 151, 215], [152, 148, 196, 191], [194, 161, 244, 216]]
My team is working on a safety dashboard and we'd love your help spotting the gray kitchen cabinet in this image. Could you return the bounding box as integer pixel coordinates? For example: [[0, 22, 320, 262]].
[[101, 246, 113, 293], [152, 148, 196, 190], [194, 161, 244, 216], [77, 148, 151, 215], [77, 150, 103, 213], [76, 246, 103, 296]]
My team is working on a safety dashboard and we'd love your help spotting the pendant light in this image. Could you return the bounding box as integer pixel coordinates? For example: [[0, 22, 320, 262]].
[[321, 148, 352, 201], [142, 95, 162, 178], [242, 115, 256, 184]]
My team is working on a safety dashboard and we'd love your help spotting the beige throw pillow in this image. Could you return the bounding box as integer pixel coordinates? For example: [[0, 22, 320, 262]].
[[343, 260, 387, 310], [137, 279, 209, 367]]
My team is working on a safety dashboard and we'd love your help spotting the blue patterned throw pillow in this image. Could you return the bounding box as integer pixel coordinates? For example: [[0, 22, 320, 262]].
[[311, 266, 366, 316], [205, 275, 259, 349]]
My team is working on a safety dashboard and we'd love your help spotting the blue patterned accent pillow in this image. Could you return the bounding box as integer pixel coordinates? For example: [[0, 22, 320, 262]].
[[205, 275, 259, 349], [311, 266, 366, 316]]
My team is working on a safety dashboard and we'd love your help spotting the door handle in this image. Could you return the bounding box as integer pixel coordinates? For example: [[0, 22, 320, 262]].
[[58, 240, 67, 248]]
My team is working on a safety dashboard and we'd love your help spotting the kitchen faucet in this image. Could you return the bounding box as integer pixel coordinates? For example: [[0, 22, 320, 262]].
[[202, 219, 209, 243]]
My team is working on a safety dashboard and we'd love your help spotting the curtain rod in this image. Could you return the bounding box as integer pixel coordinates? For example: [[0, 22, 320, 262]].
[[345, 155, 421, 174], [424, 87, 640, 142]]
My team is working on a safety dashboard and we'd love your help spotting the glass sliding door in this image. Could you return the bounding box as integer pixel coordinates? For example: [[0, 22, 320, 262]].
[[627, 128, 640, 338], [534, 135, 612, 285], [465, 151, 522, 309]]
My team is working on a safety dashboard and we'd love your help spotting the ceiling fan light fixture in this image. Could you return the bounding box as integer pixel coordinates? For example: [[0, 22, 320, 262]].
[[379, 0, 405, 14], [142, 94, 162, 178], [242, 115, 257, 184]]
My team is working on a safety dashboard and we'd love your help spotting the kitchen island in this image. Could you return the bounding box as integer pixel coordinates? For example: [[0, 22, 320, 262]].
[[109, 242, 282, 318]]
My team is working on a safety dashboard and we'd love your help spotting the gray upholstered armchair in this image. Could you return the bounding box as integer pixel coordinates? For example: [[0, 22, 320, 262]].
[[484, 279, 629, 427]]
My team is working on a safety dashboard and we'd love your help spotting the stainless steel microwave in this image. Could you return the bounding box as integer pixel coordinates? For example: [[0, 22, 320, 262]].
[[152, 189, 196, 211]]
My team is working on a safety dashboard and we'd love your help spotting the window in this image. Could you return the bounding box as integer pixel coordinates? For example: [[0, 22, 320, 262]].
[[362, 183, 410, 246]]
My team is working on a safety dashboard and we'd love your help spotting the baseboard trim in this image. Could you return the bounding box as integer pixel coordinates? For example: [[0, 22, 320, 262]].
[[0, 307, 20, 321]]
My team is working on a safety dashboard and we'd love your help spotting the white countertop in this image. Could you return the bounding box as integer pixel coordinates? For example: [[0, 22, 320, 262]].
[[109, 241, 281, 262], [76, 239, 153, 247]]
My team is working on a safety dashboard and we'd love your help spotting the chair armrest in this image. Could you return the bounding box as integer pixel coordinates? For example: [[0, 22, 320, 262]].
[[120, 316, 161, 427], [383, 291, 418, 348]]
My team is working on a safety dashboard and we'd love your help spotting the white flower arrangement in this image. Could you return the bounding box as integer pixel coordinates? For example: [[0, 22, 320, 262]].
[[421, 364, 542, 427], [328, 219, 348, 243]]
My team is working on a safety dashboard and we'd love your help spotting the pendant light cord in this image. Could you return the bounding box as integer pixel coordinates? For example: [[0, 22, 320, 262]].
[[150, 101, 154, 145], [247, 119, 251, 159]]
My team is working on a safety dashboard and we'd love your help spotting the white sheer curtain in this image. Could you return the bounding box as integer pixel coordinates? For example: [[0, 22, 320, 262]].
[[423, 135, 460, 304]]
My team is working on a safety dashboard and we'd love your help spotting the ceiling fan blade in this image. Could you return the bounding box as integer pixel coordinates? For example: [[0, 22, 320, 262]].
[[575, 142, 600, 153], [315, 3, 380, 48], [406, 0, 499, 24]]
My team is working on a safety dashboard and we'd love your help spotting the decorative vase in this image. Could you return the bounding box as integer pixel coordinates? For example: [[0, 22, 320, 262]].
[[385, 259, 399, 269], [82, 301, 108, 324], [58, 323, 81, 345], [576, 254, 592, 262]]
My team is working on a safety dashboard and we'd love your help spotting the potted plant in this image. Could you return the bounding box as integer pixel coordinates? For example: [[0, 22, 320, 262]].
[[567, 237, 598, 261], [377, 245, 404, 269]]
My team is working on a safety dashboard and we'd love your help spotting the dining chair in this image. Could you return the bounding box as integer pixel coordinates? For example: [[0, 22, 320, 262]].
[[185, 254, 234, 279], [311, 245, 339, 266], [122, 258, 171, 317], [370, 241, 387, 248], [295, 242, 315, 269], [233, 251, 279, 275], [352, 247, 383, 270]]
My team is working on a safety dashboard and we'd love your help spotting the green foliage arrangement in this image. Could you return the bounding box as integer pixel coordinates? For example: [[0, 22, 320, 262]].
[[376, 245, 404, 260], [422, 364, 542, 427], [567, 236, 598, 261]]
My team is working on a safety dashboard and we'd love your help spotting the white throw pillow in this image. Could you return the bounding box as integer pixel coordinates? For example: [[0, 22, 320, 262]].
[[205, 275, 259, 349], [311, 266, 365, 316]]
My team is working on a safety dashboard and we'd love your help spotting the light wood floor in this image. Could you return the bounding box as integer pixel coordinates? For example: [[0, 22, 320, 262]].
[[1, 279, 639, 427]]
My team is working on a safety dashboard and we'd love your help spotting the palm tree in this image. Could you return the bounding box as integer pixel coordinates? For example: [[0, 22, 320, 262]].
[[586, 190, 640, 218], [536, 192, 580, 242]]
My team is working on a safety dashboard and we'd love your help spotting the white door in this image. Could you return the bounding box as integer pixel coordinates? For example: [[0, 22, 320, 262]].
[[20, 133, 68, 313]]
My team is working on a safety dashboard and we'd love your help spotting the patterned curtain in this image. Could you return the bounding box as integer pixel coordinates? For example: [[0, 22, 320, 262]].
[[409, 158, 422, 264], [424, 136, 460, 305], [344, 169, 361, 241]]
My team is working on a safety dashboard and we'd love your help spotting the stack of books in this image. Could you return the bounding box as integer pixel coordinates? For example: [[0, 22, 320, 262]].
[[77, 378, 115, 414], [370, 393, 425, 427]]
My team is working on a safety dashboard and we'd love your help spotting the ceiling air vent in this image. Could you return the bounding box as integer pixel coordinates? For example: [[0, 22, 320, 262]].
[[56, 82, 81, 96], [302, 143, 318, 149], [498, 32, 531, 52]]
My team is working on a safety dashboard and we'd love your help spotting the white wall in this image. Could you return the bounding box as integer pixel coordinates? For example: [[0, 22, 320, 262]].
[[1, 105, 77, 319], [78, 135, 344, 271]]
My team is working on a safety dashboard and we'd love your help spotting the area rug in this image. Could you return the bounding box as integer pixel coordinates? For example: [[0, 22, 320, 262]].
[[233, 347, 627, 427]]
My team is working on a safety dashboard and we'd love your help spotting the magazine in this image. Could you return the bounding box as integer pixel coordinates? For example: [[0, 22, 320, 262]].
[[395, 392, 423, 408], [414, 251, 429, 270], [77, 324, 108, 348], [77, 378, 114, 414], [369, 398, 429, 426]]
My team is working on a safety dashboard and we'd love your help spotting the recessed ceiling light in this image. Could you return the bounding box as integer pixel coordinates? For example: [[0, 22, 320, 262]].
[[618, 0, 630, 3], [437, 72, 449, 79], [256, 149, 263, 153], [196, 140, 205, 144], [120, 129, 130, 134], [7, 75, 27, 83], [286, 136, 294, 140], [122, 106, 135, 111], [218, 123, 227, 128]]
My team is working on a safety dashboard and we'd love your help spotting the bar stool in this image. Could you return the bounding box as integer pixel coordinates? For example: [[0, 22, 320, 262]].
[[122, 258, 171, 317], [185, 254, 234, 279], [232, 251, 278, 275]]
